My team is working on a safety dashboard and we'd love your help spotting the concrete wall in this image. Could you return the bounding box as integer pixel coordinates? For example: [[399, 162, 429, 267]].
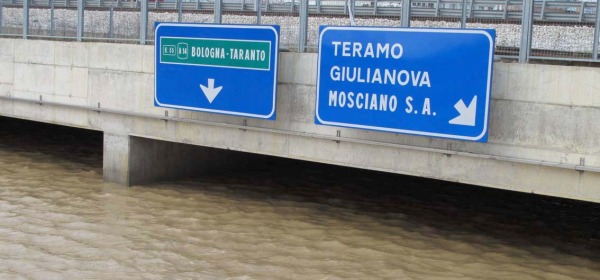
[[0, 38, 599, 202]]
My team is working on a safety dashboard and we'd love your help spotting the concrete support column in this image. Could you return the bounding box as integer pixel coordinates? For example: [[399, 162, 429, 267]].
[[103, 133, 252, 186], [103, 133, 130, 185]]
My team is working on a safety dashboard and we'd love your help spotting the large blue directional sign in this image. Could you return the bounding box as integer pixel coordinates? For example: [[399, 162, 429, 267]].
[[316, 26, 495, 142], [155, 23, 279, 119]]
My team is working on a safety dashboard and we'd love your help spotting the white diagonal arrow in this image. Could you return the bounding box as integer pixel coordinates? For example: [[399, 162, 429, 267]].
[[449, 95, 477, 126], [199, 78, 222, 104]]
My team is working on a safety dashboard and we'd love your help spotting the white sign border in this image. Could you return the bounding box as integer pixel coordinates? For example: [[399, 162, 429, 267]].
[[154, 23, 279, 119], [315, 26, 494, 141]]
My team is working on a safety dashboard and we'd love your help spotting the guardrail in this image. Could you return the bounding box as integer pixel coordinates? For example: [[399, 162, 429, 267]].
[[1, 0, 600, 62]]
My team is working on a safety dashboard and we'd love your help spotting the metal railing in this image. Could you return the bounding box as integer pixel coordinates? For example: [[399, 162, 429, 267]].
[[1, 0, 600, 62]]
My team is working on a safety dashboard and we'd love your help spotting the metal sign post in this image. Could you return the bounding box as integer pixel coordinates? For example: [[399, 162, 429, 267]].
[[23, 0, 29, 39], [77, 0, 84, 41]]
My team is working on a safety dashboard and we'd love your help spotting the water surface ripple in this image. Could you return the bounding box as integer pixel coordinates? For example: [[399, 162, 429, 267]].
[[0, 118, 599, 279]]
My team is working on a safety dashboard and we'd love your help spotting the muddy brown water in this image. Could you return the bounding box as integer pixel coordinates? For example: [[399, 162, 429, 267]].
[[0, 117, 599, 279]]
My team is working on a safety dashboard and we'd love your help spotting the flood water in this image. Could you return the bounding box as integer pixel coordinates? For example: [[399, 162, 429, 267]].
[[0, 116, 599, 279]]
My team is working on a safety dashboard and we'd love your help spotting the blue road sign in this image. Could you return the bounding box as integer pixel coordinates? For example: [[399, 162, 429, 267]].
[[316, 26, 495, 142], [155, 23, 279, 120]]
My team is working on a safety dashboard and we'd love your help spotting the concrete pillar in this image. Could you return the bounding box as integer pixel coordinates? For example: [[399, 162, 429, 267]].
[[103, 133, 130, 185], [103, 133, 253, 186]]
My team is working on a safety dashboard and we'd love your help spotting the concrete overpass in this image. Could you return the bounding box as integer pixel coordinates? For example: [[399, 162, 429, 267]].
[[0, 38, 598, 202]]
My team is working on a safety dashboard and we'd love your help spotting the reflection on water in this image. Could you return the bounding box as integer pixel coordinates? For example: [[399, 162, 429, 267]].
[[0, 117, 599, 279]]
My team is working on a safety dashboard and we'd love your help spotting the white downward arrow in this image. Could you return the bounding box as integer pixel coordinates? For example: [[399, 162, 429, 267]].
[[449, 95, 477, 126], [200, 78, 222, 103]]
